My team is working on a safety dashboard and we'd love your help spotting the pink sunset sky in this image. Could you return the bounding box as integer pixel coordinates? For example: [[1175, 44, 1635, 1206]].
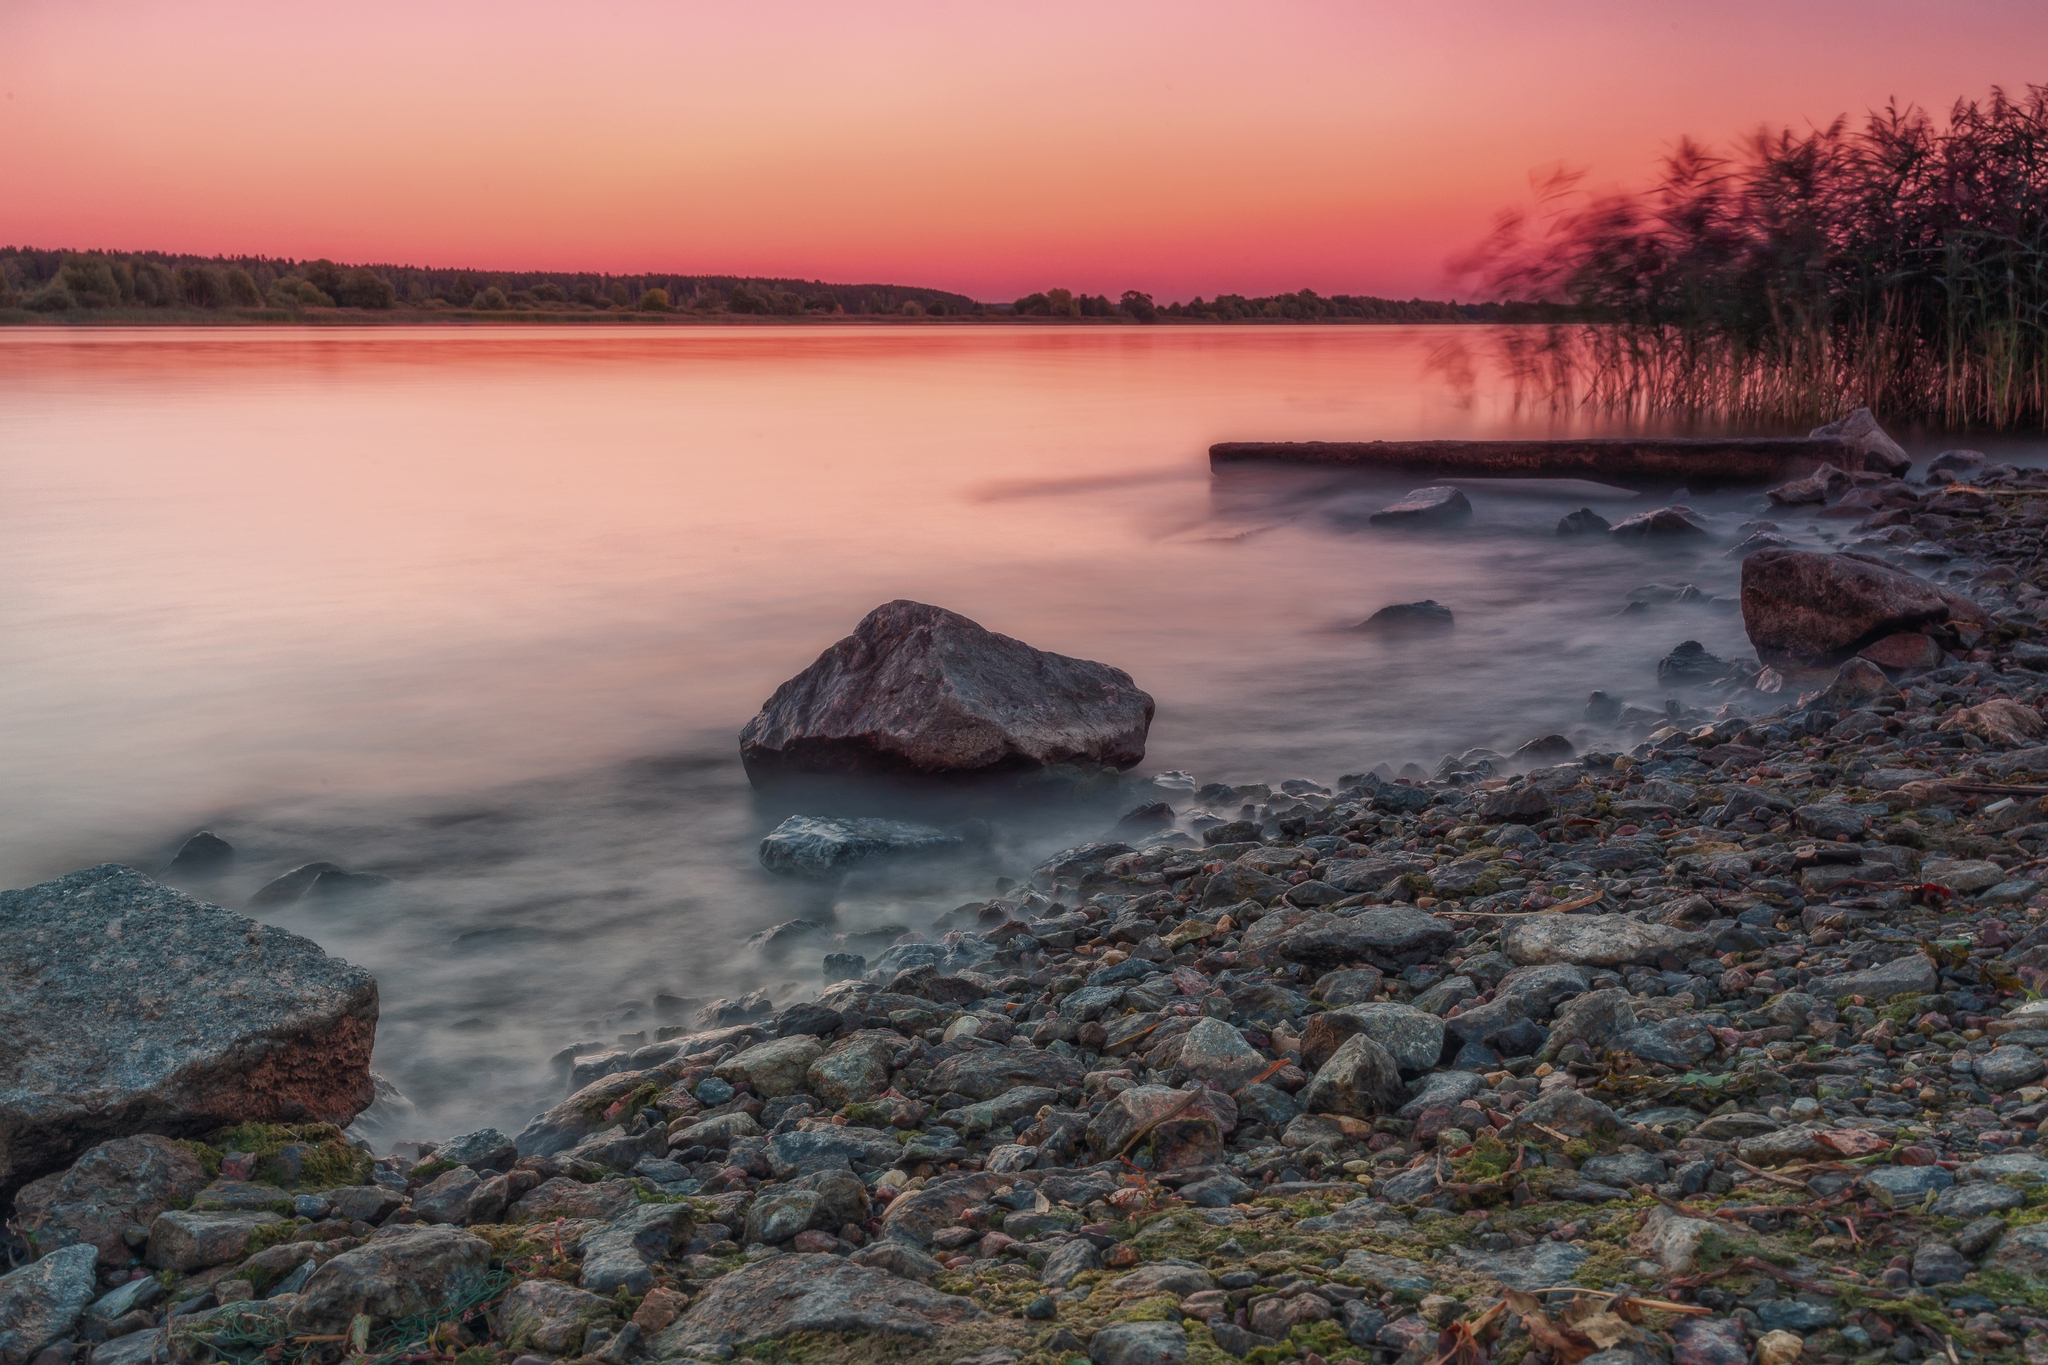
[[4, 0, 2044, 303]]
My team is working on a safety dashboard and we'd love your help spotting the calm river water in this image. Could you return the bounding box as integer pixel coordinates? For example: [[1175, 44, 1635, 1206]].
[[4, 325, 2031, 1138]]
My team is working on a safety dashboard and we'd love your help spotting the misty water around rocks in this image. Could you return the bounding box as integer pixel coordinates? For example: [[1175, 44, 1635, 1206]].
[[6, 324, 2043, 1139]]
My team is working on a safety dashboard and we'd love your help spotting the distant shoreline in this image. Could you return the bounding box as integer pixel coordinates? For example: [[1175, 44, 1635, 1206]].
[[0, 308, 1497, 328]]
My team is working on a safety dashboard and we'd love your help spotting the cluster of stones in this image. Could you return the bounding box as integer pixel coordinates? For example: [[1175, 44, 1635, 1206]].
[[24, 438, 2048, 1365]]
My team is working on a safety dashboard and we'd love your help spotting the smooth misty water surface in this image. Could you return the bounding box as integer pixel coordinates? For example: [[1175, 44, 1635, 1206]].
[[5, 324, 2035, 1139]]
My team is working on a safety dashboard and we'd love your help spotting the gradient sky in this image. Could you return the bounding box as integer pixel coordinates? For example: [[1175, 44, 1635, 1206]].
[[5, 0, 2045, 302]]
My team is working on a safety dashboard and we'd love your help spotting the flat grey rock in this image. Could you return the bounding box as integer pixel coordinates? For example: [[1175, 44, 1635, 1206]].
[[1447, 1241, 1589, 1290], [651, 1253, 987, 1354], [1862, 1165, 1954, 1207], [1369, 487, 1472, 528], [1502, 915, 1710, 968], [1931, 1182, 2024, 1219], [758, 816, 961, 879]]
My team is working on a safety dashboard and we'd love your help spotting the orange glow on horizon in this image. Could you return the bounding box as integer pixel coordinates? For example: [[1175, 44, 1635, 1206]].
[[3, 0, 2044, 302]]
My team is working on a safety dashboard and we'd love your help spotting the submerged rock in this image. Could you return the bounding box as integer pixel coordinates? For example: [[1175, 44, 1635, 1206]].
[[167, 831, 235, 877], [1356, 600, 1454, 631], [758, 815, 962, 878], [738, 600, 1155, 786], [0, 865, 378, 1202], [246, 861, 345, 908], [1368, 486, 1472, 527], [1657, 640, 1729, 685], [1610, 507, 1706, 541]]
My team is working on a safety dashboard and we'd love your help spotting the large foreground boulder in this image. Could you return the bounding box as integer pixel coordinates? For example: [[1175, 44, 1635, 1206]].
[[738, 601, 1155, 787], [649, 1253, 987, 1356], [0, 865, 378, 1203], [1740, 549, 1989, 667]]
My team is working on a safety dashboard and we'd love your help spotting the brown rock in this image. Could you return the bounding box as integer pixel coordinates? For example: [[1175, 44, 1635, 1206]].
[[738, 600, 1155, 787], [506, 1176, 637, 1223], [1740, 549, 1989, 667], [144, 1210, 286, 1272], [633, 1286, 691, 1335], [878, 1173, 1007, 1248], [1479, 786, 1552, 825], [1249, 1292, 1332, 1338], [1300, 1012, 1368, 1073], [1857, 632, 1944, 672], [1084, 1086, 1235, 1168]]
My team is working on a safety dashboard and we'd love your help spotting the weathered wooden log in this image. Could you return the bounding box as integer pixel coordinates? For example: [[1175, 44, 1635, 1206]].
[[1208, 436, 1866, 488]]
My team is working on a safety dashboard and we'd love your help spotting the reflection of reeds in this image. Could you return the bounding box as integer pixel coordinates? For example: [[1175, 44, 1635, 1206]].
[[1451, 86, 2048, 429]]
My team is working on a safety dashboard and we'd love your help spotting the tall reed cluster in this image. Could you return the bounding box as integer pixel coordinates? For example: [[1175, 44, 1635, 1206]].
[[1460, 84, 2048, 429]]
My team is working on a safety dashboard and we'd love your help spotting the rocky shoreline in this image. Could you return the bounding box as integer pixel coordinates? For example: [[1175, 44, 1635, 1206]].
[[16, 434, 2048, 1365]]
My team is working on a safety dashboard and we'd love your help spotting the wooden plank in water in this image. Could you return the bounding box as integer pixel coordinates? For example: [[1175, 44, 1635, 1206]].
[[1208, 436, 1859, 488]]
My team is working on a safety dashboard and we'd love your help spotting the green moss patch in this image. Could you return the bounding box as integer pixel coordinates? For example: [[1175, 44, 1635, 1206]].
[[204, 1122, 371, 1190]]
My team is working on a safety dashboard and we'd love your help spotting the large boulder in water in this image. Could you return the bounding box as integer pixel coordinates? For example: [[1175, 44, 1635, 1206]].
[[1741, 549, 1990, 666], [0, 865, 378, 1203], [738, 600, 1154, 787]]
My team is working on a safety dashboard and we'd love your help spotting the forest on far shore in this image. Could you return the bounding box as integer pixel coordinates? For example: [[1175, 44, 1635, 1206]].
[[0, 247, 1507, 324]]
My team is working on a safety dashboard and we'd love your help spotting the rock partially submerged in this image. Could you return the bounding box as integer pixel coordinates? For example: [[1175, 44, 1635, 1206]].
[[1810, 406, 1912, 476], [1610, 507, 1707, 541], [0, 865, 378, 1202], [758, 815, 962, 878], [1355, 600, 1454, 632], [738, 601, 1155, 787], [1368, 486, 1471, 527]]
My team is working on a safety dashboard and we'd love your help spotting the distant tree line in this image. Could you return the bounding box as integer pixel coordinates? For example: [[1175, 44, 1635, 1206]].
[[1010, 286, 1504, 323], [0, 246, 1507, 325], [0, 247, 979, 317]]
